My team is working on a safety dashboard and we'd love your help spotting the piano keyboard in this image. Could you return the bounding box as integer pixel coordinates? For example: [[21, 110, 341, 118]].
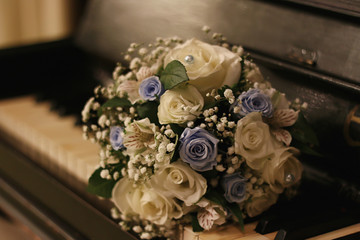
[[0, 95, 99, 190], [0, 96, 359, 240]]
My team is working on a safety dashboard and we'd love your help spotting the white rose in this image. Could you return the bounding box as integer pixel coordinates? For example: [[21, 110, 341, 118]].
[[112, 177, 183, 225], [262, 147, 303, 193], [164, 38, 241, 97], [158, 84, 204, 124], [151, 160, 207, 206], [234, 112, 279, 170], [245, 187, 278, 217]]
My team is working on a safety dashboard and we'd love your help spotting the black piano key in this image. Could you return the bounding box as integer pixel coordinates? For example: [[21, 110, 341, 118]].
[[333, 231, 360, 240]]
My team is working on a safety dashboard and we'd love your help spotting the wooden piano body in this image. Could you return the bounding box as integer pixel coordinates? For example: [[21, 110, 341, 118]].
[[0, 0, 359, 239]]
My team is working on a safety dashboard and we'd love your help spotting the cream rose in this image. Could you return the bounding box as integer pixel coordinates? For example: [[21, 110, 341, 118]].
[[112, 177, 183, 225], [164, 38, 241, 96], [262, 147, 303, 193], [234, 112, 279, 170], [245, 187, 278, 217], [151, 160, 207, 206], [158, 84, 204, 124]]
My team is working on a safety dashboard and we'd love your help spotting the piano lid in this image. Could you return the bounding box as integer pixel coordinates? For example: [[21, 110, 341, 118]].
[[76, 0, 360, 92]]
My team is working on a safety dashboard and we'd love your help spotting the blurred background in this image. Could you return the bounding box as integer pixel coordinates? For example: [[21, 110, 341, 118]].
[[0, 0, 86, 49]]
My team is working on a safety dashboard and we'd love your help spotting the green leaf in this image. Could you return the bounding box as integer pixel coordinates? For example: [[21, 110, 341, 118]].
[[292, 140, 323, 157], [191, 213, 204, 232], [290, 112, 319, 146], [201, 169, 218, 179], [160, 60, 188, 90], [205, 189, 227, 206], [227, 203, 244, 231], [169, 124, 184, 136], [87, 167, 117, 198], [170, 134, 179, 163], [98, 97, 131, 116], [136, 101, 160, 125]]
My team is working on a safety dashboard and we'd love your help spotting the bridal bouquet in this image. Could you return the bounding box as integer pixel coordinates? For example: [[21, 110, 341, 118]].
[[81, 27, 318, 239]]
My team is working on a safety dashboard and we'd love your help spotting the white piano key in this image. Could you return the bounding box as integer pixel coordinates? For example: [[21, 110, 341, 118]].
[[0, 96, 99, 187]]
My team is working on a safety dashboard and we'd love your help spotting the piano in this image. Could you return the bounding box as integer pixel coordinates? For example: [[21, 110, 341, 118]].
[[0, 0, 359, 239]]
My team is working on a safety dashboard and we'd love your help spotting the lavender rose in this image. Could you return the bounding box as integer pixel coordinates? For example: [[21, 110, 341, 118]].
[[222, 172, 247, 203], [110, 126, 124, 150], [238, 89, 273, 118], [138, 76, 164, 101], [179, 127, 219, 171]]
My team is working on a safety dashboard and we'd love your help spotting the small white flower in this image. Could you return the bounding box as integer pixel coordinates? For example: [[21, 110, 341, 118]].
[[100, 160, 106, 168], [231, 156, 239, 164], [121, 168, 127, 177], [140, 167, 147, 174], [210, 115, 218, 123], [138, 47, 148, 55], [215, 164, 226, 172], [228, 121, 236, 128], [233, 106, 241, 114], [100, 169, 110, 179], [110, 207, 120, 219], [113, 172, 120, 180], [202, 25, 211, 33], [133, 226, 142, 233], [227, 146, 235, 155], [216, 123, 225, 132], [164, 129, 175, 138], [144, 224, 153, 232], [166, 143, 176, 152], [226, 167, 235, 174], [96, 131, 102, 140], [98, 115, 107, 128], [250, 176, 257, 184], [224, 89, 233, 98], [187, 121, 194, 128], [301, 102, 308, 109], [130, 57, 141, 70], [140, 232, 152, 239], [124, 54, 131, 61]]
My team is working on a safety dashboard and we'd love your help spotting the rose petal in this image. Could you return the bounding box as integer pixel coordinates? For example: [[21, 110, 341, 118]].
[[272, 128, 292, 146], [271, 109, 299, 128]]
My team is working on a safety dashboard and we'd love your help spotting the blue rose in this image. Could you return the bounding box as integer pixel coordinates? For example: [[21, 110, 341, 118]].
[[222, 172, 247, 203], [110, 126, 124, 150], [138, 76, 164, 101], [179, 127, 219, 171], [238, 89, 273, 118]]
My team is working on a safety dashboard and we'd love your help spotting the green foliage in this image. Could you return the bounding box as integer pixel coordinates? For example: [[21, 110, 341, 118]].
[[98, 97, 131, 116], [290, 112, 319, 146], [191, 213, 204, 232], [160, 60, 189, 90], [289, 112, 322, 157], [136, 101, 160, 125], [87, 167, 117, 198]]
